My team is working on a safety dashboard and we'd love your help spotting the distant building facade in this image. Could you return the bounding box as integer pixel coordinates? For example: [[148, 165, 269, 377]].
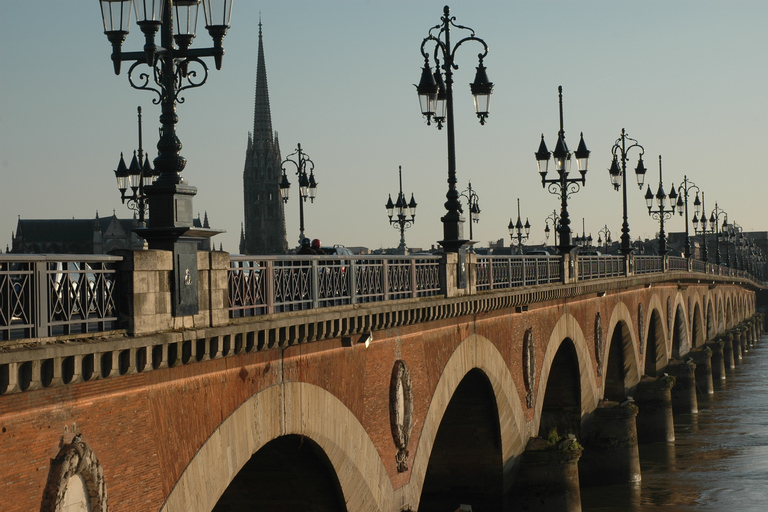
[[240, 21, 288, 255], [9, 212, 212, 254]]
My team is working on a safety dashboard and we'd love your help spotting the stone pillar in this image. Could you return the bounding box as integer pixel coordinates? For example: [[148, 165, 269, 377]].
[[666, 359, 698, 415], [721, 333, 735, 370], [512, 437, 582, 512], [689, 346, 714, 395], [731, 329, 743, 363], [634, 375, 675, 443], [706, 340, 726, 383], [579, 401, 641, 487]]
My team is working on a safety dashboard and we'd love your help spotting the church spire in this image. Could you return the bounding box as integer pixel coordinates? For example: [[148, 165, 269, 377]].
[[253, 16, 273, 143]]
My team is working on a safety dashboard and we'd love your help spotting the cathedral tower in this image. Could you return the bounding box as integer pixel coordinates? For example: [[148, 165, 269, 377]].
[[240, 21, 288, 255]]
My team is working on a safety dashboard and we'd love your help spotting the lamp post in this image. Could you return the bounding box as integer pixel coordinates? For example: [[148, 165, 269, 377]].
[[674, 175, 702, 258], [279, 143, 317, 246], [608, 129, 647, 254], [708, 202, 727, 265], [113, 106, 156, 226], [535, 86, 590, 254], [416, 5, 493, 253], [597, 225, 611, 252], [573, 218, 592, 248], [459, 182, 481, 249], [691, 191, 709, 262], [385, 166, 418, 254], [544, 210, 559, 249], [98, 0, 232, 316], [643, 156, 678, 255], [508, 198, 530, 254]]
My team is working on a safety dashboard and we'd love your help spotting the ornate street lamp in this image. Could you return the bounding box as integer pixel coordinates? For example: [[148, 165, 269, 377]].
[[691, 191, 709, 262], [535, 86, 590, 254], [573, 218, 592, 248], [608, 129, 646, 254], [544, 210, 559, 248], [113, 106, 156, 227], [385, 166, 418, 255], [279, 143, 317, 246], [643, 156, 678, 255], [597, 225, 612, 252], [508, 198, 530, 254], [98, 0, 233, 316], [708, 202, 727, 265], [674, 176, 703, 258], [459, 182, 481, 250], [417, 5, 493, 253]]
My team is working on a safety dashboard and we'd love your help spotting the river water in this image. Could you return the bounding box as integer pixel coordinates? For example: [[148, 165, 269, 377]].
[[581, 336, 768, 512]]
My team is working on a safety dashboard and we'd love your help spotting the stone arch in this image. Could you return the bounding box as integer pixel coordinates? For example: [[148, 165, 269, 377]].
[[706, 297, 716, 340], [535, 313, 600, 438], [418, 369, 503, 512], [41, 439, 108, 512], [671, 301, 691, 359], [406, 334, 527, 510], [717, 296, 725, 333], [726, 296, 733, 328], [644, 307, 668, 377], [161, 383, 393, 512], [691, 301, 705, 347], [603, 302, 642, 400]]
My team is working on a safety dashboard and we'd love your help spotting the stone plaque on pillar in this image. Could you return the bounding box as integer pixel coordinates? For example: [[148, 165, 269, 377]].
[[173, 241, 199, 317]]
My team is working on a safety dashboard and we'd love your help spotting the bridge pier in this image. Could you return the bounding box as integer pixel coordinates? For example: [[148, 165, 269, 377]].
[[511, 437, 583, 512], [666, 359, 698, 415], [579, 400, 641, 486], [706, 340, 726, 383], [689, 347, 714, 395], [634, 375, 675, 443], [721, 333, 735, 370], [731, 329, 743, 362]]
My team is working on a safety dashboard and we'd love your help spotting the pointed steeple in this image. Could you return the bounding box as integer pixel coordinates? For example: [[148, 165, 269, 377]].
[[253, 16, 273, 143], [203, 211, 210, 229]]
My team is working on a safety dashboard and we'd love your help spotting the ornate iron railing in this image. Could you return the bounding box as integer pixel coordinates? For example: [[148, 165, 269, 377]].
[[692, 259, 707, 273], [229, 255, 442, 317], [577, 255, 625, 280], [476, 255, 561, 291], [634, 256, 664, 275], [668, 256, 688, 271], [0, 255, 121, 341]]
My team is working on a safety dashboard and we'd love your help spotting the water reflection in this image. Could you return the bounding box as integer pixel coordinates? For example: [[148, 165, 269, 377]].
[[582, 338, 768, 512]]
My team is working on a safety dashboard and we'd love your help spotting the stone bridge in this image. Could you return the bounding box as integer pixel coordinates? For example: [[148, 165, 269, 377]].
[[0, 251, 765, 511]]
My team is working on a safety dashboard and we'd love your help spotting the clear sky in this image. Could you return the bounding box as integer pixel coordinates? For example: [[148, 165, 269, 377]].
[[1, 1, 766, 254]]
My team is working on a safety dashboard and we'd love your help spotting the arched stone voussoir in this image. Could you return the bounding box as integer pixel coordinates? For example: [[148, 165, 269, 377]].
[[605, 301, 642, 391], [404, 333, 527, 508], [535, 313, 600, 427], [161, 382, 393, 512]]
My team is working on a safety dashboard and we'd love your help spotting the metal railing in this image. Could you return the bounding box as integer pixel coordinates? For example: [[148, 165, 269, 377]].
[[633, 255, 664, 275], [668, 256, 688, 271], [475, 255, 561, 291], [229, 255, 442, 317], [1, 255, 121, 341], [577, 255, 625, 280]]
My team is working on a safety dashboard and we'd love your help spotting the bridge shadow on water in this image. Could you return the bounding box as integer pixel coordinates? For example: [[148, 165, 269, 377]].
[[581, 337, 768, 512]]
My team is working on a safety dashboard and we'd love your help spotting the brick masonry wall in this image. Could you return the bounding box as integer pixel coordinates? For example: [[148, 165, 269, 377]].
[[0, 282, 754, 511]]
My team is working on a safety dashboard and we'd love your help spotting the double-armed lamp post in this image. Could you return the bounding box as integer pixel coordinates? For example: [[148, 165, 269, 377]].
[[459, 182, 481, 249], [416, 6, 493, 253], [691, 192, 709, 262], [385, 166, 418, 254], [113, 106, 156, 226], [597, 225, 612, 252], [535, 86, 590, 254], [98, 0, 232, 316], [643, 156, 678, 255], [608, 129, 646, 254], [544, 210, 559, 249], [279, 144, 318, 246], [708, 202, 728, 265], [675, 176, 702, 259]]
